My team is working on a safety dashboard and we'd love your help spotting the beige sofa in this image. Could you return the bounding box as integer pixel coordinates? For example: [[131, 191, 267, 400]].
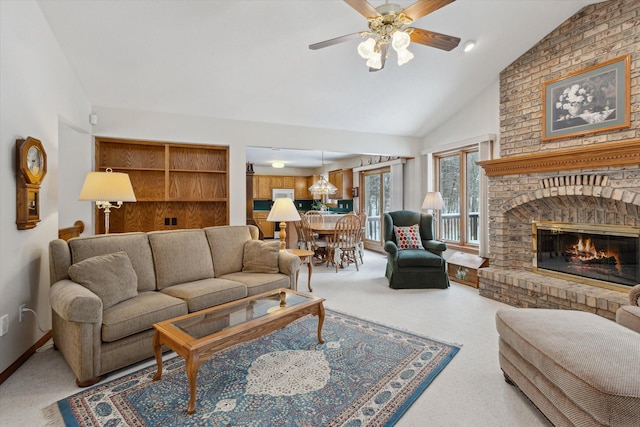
[[495, 285, 640, 426], [49, 225, 300, 386]]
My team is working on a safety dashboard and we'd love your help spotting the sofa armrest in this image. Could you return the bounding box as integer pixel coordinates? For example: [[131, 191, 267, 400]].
[[424, 240, 447, 254], [50, 280, 103, 323], [616, 305, 640, 334], [629, 284, 640, 306], [384, 241, 398, 256], [278, 251, 301, 276]]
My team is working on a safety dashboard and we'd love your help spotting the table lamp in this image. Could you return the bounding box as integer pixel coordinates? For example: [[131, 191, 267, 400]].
[[79, 168, 136, 234], [267, 197, 301, 251], [422, 191, 445, 237]]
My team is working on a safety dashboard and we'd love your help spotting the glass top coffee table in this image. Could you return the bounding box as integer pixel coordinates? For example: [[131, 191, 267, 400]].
[[152, 288, 325, 414]]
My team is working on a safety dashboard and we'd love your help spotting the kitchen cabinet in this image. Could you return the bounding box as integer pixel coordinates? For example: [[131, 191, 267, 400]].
[[253, 211, 274, 238], [328, 168, 353, 200], [307, 175, 320, 199], [294, 177, 308, 199], [255, 175, 272, 199], [95, 138, 228, 233]]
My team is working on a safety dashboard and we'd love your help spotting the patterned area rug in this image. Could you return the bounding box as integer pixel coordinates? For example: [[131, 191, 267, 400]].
[[46, 310, 459, 426]]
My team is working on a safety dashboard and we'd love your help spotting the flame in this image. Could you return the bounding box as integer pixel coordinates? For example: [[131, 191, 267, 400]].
[[569, 236, 620, 270]]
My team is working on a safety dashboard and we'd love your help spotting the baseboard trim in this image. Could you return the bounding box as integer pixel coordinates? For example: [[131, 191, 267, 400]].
[[0, 330, 52, 386]]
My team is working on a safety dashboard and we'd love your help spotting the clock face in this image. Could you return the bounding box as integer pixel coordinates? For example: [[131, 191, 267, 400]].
[[27, 145, 43, 177]]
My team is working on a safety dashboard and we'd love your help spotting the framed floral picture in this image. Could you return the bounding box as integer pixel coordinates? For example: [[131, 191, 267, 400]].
[[542, 55, 630, 141]]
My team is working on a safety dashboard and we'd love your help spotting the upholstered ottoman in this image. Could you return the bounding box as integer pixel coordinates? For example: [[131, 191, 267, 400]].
[[495, 308, 640, 426]]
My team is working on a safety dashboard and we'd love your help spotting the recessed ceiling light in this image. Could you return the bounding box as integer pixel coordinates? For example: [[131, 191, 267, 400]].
[[272, 162, 285, 168], [461, 40, 476, 53]]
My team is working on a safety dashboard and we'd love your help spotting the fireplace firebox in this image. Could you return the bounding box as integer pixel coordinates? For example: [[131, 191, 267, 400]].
[[533, 222, 639, 291]]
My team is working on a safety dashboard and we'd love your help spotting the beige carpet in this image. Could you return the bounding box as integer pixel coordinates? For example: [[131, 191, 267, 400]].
[[0, 250, 549, 426]]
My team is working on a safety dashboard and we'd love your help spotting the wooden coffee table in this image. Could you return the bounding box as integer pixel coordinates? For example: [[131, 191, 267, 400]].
[[152, 288, 325, 414]]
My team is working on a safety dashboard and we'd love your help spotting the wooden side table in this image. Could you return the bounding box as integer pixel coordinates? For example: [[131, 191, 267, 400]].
[[288, 249, 314, 291], [447, 252, 489, 288]]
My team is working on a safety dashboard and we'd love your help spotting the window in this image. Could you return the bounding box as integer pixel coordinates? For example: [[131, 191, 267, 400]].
[[361, 167, 391, 250], [435, 147, 480, 249]]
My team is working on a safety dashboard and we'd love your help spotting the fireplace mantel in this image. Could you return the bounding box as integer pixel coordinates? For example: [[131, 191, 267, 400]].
[[477, 139, 640, 177]]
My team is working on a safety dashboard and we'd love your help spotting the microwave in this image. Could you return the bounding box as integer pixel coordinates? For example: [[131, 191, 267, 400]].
[[272, 189, 295, 201]]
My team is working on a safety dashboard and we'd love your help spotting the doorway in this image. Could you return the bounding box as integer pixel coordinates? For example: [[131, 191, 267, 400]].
[[361, 167, 391, 252]]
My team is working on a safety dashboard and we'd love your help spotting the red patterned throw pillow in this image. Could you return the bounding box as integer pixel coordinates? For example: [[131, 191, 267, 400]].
[[394, 224, 424, 250]]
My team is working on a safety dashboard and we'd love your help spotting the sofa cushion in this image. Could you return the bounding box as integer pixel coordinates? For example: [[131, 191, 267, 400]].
[[397, 250, 444, 268], [242, 240, 280, 274], [394, 225, 424, 250], [69, 232, 156, 292], [205, 226, 254, 277], [102, 291, 187, 342], [160, 278, 247, 312], [68, 251, 138, 310], [148, 229, 214, 290], [220, 272, 290, 296]]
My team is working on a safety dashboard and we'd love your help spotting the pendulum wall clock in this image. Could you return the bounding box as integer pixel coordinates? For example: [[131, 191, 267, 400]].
[[16, 137, 47, 230]]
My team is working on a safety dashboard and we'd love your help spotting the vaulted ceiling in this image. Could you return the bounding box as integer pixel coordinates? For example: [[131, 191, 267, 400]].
[[38, 0, 599, 138]]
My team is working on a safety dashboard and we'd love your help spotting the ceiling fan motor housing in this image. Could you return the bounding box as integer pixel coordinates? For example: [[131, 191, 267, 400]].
[[368, 4, 412, 41]]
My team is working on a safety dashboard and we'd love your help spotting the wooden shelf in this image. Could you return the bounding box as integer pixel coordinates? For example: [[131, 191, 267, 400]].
[[95, 138, 229, 233]]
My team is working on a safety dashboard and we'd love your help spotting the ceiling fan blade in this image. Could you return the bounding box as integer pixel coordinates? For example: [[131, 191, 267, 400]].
[[403, 0, 455, 22], [309, 32, 363, 50], [344, 0, 381, 19], [409, 28, 461, 51], [369, 43, 388, 72]]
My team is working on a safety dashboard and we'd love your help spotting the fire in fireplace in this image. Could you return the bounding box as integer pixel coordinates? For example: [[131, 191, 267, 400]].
[[533, 222, 639, 290]]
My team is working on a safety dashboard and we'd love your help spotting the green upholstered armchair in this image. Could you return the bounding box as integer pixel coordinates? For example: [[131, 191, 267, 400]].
[[383, 210, 449, 289]]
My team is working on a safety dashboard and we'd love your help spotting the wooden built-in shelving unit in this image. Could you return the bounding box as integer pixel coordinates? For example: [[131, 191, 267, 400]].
[[95, 138, 229, 233]]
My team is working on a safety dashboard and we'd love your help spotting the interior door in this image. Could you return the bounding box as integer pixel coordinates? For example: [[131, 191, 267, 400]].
[[361, 167, 391, 252]]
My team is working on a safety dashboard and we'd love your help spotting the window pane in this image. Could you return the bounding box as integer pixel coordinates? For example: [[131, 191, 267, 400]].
[[383, 172, 391, 213], [467, 151, 480, 244], [439, 156, 460, 241], [364, 174, 380, 241]]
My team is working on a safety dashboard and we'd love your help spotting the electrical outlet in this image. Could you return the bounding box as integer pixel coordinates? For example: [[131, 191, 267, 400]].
[[0, 314, 8, 336], [19, 304, 26, 322]]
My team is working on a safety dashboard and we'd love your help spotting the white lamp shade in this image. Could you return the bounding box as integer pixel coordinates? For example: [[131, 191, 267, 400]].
[[396, 48, 414, 66], [366, 52, 382, 69], [79, 170, 137, 202], [357, 37, 376, 59], [267, 197, 301, 222], [422, 192, 445, 210], [391, 31, 410, 51]]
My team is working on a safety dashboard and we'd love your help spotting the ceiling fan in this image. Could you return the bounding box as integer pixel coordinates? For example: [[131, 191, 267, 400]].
[[309, 0, 460, 71]]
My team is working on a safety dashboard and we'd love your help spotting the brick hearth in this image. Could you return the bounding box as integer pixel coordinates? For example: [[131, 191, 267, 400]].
[[478, 268, 627, 320]]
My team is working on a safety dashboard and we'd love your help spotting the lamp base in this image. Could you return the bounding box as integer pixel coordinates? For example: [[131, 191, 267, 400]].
[[279, 222, 287, 251]]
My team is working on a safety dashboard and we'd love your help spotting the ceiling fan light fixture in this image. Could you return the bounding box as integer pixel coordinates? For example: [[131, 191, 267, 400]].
[[366, 52, 383, 69], [391, 30, 410, 51], [396, 48, 414, 66], [357, 37, 376, 59]]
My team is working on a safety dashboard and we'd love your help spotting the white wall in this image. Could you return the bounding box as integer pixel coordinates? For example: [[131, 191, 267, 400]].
[[0, 1, 92, 372], [91, 107, 423, 224], [59, 122, 94, 233], [423, 80, 500, 150]]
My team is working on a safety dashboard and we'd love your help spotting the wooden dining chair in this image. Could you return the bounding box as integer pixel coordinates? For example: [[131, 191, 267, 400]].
[[327, 214, 361, 272], [356, 211, 367, 264], [300, 215, 327, 263], [292, 220, 307, 250]]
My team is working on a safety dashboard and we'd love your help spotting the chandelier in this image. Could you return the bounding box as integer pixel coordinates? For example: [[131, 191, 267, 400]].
[[356, 4, 414, 69], [308, 152, 337, 196]]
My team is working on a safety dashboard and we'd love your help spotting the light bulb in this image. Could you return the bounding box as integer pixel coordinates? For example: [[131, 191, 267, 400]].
[[366, 52, 382, 69], [461, 40, 476, 53], [396, 48, 414, 66], [357, 38, 376, 59], [391, 31, 410, 51]]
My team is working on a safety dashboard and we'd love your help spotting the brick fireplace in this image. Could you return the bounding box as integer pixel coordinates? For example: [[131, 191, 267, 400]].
[[472, 1, 640, 320], [477, 141, 640, 319]]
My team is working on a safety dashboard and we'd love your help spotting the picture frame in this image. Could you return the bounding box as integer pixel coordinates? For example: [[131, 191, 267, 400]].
[[542, 54, 630, 141]]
